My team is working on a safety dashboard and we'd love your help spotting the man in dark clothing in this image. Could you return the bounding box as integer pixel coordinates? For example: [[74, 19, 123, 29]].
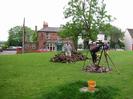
[[90, 42, 101, 64]]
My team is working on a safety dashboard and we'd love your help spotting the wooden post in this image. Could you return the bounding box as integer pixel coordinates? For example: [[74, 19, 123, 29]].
[[22, 18, 25, 53]]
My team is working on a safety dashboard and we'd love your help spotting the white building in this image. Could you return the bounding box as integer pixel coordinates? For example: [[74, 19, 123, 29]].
[[77, 33, 109, 50], [97, 33, 105, 42], [77, 36, 84, 50], [97, 32, 110, 42], [124, 29, 133, 50]]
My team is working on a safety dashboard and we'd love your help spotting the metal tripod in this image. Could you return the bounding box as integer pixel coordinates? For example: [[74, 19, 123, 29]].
[[97, 48, 120, 74]]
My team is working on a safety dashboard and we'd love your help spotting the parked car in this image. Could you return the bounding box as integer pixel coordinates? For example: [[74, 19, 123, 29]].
[[0, 47, 3, 52]]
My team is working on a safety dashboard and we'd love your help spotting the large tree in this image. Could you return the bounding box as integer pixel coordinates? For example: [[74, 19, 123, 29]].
[[8, 26, 36, 46], [60, 21, 83, 50], [59, 0, 113, 50], [107, 25, 124, 49]]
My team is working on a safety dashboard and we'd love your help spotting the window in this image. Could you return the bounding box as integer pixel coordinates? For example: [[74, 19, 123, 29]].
[[104, 35, 107, 40], [32, 44, 36, 49], [46, 43, 55, 51], [46, 32, 50, 39]]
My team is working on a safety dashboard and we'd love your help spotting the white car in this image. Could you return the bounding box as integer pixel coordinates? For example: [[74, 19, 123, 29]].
[[0, 47, 3, 52]]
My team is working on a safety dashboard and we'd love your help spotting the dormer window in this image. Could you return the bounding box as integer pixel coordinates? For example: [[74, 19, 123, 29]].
[[46, 32, 50, 39]]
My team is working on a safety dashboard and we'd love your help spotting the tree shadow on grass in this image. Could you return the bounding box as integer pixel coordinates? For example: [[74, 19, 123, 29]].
[[40, 81, 120, 99]]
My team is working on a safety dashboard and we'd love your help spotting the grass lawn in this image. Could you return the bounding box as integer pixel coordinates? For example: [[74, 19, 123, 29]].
[[0, 51, 133, 99]]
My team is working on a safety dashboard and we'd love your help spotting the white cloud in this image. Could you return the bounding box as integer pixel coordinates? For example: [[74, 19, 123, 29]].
[[105, 0, 133, 29], [0, 0, 68, 41]]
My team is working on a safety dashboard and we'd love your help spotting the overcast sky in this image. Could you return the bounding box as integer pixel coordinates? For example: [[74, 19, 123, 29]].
[[0, 0, 133, 41]]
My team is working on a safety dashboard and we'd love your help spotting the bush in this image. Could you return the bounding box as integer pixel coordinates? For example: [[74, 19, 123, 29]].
[[2, 44, 8, 50]]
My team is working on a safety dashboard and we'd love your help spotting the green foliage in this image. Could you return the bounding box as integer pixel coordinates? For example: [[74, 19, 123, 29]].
[[8, 26, 23, 46], [61, 0, 113, 43], [106, 25, 124, 49], [118, 40, 125, 48], [1, 42, 8, 50], [8, 26, 36, 46], [32, 31, 37, 42], [59, 22, 83, 50], [110, 40, 125, 49], [43, 81, 119, 99], [109, 26, 124, 42]]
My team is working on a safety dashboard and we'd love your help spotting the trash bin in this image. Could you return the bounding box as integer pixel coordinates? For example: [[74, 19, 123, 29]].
[[16, 48, 22, 54]]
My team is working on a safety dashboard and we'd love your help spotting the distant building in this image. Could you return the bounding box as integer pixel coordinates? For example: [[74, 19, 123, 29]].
[[124, 29, 133, 50], [37, 21, 64, 51], [77, 32, 110, 50], [37, 21, 112, 51], [97, 32, 110, 42]]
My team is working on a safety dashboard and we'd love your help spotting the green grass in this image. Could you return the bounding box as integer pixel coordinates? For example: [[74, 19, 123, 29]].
[[0, 51, 133, 99], [43, 81, 119, 99]]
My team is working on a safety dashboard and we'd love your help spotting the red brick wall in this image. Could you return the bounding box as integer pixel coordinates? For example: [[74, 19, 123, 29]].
[[38, 32, 46, 49], [24, 42, 37, 52], [50, 33, 59, 41], [38, 32, 59, 49], [37, 31, 74, 50]]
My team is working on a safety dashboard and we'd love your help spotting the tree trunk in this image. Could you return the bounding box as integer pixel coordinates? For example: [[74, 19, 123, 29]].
[[72, 38, 78, 51]]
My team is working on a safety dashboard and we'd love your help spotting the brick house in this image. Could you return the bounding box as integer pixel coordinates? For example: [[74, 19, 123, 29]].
[[37, 22, 63, 51], [24, 42, 37, 52], [37, 22, 111, 51]]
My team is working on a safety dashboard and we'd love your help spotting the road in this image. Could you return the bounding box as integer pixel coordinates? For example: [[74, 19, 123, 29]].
[[0, 50, 16, 55]]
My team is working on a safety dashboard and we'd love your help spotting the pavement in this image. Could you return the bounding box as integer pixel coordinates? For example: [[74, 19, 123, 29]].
[[0, 50, 16, 55]]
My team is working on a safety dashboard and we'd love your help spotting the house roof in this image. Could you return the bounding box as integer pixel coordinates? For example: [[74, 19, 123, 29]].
[[127, 29, 133, 38], [38, 27, 59, 33], [99, 32, 105, 34]]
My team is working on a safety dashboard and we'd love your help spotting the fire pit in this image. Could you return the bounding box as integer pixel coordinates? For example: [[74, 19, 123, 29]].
[[83, 64, 112, 73], [51, 51, 88, 63]]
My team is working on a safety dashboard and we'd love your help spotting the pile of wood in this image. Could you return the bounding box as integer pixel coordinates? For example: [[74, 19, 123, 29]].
[[51, 51, 88, 63], [83, 65, 112, 73]]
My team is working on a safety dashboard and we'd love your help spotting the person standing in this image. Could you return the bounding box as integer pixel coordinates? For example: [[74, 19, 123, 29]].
[[63, 42, 72, 57]]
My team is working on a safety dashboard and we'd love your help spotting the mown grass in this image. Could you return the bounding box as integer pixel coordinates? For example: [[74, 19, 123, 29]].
[[43, 81, 119, 99], [0, 51, 133, 99]]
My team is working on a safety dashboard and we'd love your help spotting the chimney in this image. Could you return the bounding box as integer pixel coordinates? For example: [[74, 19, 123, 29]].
[[43, 21, 48, 28], [35, 26, 37, 32]]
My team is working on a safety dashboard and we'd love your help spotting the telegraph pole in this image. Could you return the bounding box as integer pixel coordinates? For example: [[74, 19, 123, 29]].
[[22, 18, 25, 53]]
